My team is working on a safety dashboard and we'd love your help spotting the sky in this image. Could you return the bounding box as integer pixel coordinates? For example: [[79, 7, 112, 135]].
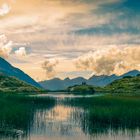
[[0, 0, 140, 81]]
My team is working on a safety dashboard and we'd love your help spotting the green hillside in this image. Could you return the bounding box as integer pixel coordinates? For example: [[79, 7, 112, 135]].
[[0, 74, 41, 93], [102, 75, 140, 94]]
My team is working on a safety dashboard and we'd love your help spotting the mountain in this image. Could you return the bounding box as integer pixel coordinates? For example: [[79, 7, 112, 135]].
[[0, 57, 41, 88], [87, 74, 118, 87], [39, 77, 87, 91], [0, 74, 40, 92], [121, 70, 140, 77], [39, 78, 64, 91], [39, 70, 140, 91]]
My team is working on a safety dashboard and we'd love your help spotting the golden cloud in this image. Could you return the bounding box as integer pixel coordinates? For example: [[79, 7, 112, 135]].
[[75, 46, 140, 75]]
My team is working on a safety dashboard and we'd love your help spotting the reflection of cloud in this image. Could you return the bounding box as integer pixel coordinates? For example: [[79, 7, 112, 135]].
[[15, 47, 27, 57], [0, 3, 11, 16], [75, 46, 140, 75], [47, 105, 73, 121], [0, 34, 13, 58], [42, 59, 59, 79]]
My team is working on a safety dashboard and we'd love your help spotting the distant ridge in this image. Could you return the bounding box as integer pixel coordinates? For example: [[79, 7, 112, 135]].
[[0, 57, 41, 88], [39, 70, 140, 90], [121, 70, 140, 77]]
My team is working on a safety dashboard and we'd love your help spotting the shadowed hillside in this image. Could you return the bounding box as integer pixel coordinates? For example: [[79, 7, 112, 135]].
[[0, 57, 41, 88], [0, 74, 41, 93]]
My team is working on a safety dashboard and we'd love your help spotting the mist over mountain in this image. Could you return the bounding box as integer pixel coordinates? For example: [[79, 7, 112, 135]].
[[39, 70, 140, 90], [0, 57, 41, 88]]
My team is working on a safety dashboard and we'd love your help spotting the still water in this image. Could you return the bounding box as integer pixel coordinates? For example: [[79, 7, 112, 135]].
[[1, 93, 140, 140]]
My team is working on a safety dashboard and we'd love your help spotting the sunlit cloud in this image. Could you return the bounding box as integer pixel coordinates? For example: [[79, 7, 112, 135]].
[[75, 46, 140, 76], [0, 34, 13, 58], [0, 3, 11, 16], [15, 47, 27, 57], [0, 0, 140, 80]]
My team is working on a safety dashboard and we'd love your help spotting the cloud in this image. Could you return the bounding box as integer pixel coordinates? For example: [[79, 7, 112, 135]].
[[0, 0, 122, 33], [0, 34, 13, 58], [0, 0, 139, 81], [75, 46, 140, 75], [42, 59, 59, 79], [15, 47, 27, 57], [0, 3, 11, 16]]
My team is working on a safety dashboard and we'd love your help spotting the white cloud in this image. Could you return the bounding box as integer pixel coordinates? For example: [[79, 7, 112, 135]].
[[0, 34, 13, 58], [0, 3, 11, 16], [15, 47, 27, 57]]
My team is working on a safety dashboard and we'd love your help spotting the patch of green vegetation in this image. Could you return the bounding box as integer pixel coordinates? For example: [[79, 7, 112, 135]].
[[65, 95, 140, 133], [0, 74, 41, 93], [101, 76, 140, 95], [67, 84, 95, 94], [0, 93, 55, 135]]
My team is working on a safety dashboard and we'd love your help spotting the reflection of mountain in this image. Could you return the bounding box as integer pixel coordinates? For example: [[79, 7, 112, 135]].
[[39, 70, 140, 90], [0, 57, 41, 88]]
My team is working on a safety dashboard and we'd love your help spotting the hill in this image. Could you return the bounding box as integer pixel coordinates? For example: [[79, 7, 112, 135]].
[[0, 74, 40, 93], [102, 75, 140, 94], [0, 57, 41, 88]]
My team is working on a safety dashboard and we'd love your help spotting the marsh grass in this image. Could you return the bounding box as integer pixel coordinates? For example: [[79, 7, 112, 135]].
[[0, 93, 55, 135], [64, 95, 140, 132]]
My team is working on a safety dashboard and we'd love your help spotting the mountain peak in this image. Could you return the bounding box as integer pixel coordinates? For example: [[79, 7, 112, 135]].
[[121, 70, 140, 77], [64, 77, 70, 81]]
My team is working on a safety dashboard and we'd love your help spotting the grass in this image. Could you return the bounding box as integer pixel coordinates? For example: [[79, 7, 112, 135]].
[[65, 95, 140, 132], [0, 93, 55, 135]]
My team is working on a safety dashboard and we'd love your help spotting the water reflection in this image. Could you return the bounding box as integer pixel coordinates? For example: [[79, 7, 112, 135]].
[[0, 93, 140, 140]]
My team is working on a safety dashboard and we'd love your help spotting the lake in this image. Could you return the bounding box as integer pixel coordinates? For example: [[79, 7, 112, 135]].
[[0, 93, 140, 140]]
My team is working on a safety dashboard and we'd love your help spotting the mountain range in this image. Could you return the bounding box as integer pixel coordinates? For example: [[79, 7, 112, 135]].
[[39, 70, 140, 91], [0, 57, 41, 88]]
